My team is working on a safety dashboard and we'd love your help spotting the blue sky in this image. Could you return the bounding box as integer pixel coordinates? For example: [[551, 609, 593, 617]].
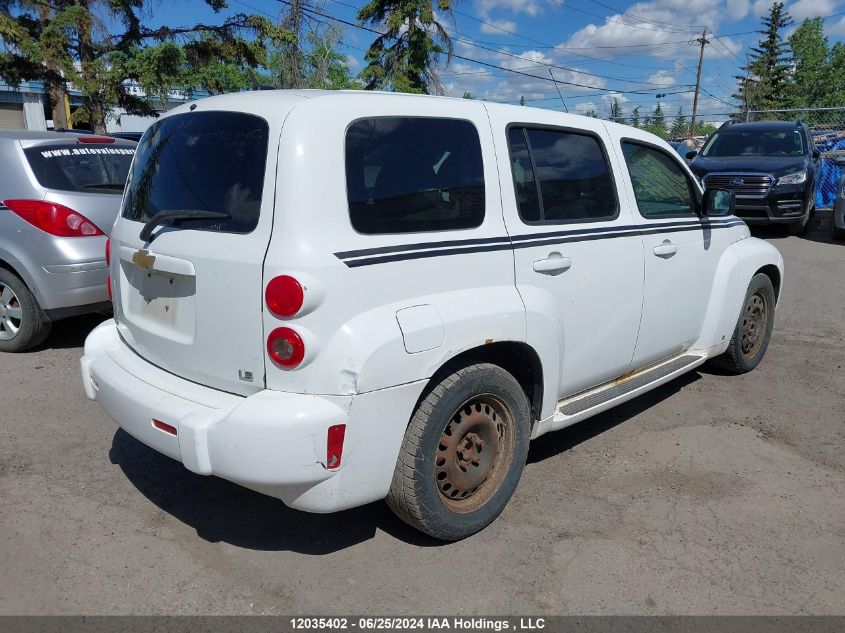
[[151, 0, 845, 122]]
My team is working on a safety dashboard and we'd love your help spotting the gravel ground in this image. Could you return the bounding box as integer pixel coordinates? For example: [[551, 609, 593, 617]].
[[0, 226, 843, 615]]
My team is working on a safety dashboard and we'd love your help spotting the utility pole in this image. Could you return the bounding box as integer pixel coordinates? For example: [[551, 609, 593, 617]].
[[690, 27, 711, 138]]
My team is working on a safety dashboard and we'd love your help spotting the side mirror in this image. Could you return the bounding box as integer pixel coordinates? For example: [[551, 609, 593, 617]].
[[702, 188, 735, 217], [686, 150, 698, 160], [813, 149, 821, 160]]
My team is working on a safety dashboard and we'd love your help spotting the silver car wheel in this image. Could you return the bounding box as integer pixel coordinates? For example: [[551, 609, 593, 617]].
[[0, 282, 23, 340]]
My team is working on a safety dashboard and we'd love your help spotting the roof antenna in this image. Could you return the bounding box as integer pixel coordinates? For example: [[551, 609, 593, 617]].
[[549, 68, 568, 113]]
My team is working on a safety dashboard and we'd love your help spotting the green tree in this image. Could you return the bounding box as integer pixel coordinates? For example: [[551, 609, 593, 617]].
[[609, 96, 623, 121], [585, 109, 598, 118], [358, 0, 453, 93], [462, 91, 473, 99], [644, 103, 666, 138], [670, 106, 687, 138], [735, 2, 793, 112], [630, 106, 641, 128], [265, 24, 361, 90], [0, 1, 291, 133], [519, 95, 525, 106]]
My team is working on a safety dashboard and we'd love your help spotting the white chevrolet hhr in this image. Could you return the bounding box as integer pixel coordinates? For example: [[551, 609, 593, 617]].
[[81, 90, 783, 540]]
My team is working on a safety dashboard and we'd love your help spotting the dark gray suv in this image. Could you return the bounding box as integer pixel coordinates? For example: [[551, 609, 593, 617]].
[[0, 131, 135, 351], [689, 121, 820, 235]]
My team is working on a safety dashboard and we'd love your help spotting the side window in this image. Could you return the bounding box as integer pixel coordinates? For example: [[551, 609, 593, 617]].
[[507, 126, 617, 224], [621, 141, 697, 219], [507, 127, 541, 222], [345, 117, 485, 234]]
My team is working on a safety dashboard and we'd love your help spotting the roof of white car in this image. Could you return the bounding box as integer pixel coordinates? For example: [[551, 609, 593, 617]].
[[181, 88, 614, 130]]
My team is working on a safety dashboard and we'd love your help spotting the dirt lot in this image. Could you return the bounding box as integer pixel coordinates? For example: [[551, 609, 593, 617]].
[[0, 226, 843, 616]]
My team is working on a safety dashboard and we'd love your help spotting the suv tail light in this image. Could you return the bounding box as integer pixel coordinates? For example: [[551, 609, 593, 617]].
[[267, 327, 305, 368], [105, 238, 111, 266], [3, 199, 104, 237], [265, 275, 304, 318]]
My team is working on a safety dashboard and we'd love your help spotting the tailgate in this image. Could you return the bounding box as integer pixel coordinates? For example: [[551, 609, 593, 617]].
[[110, 110, 278, 396]]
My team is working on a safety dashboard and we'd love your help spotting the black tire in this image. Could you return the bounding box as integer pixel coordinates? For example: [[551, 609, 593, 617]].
[[386, 362, 531, 541], [710, 273, 775, 374], [785, 215, 807, 236], [0, 268, 51, 353]]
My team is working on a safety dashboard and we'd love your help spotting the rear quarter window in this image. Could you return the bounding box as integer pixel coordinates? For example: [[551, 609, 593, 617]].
[[122, 111, 269, 234], [24, 144, 134, 194], [345, 117, 485, 234]]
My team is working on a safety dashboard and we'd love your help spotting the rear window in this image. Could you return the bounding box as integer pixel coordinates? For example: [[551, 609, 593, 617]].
[[122, 111, 268, 234], [24, 144, 134, 194], [345, 117, 485, 234]]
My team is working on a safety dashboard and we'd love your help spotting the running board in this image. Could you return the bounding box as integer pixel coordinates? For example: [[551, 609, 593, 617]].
[[552, 353, 706, 424]]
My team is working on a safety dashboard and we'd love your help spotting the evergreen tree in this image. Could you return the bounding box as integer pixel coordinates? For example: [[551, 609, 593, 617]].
[[609, 96, 623, 121], [519, 95, 525, 106], [670, 107, 687, 138], [734, 2, 793, 112], [358, 0, 453, 93], [462, 91, 473, 99], [630, 106, 641, 128]]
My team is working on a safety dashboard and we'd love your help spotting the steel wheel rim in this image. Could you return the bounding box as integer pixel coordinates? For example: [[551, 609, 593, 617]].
[[434, 394, 515, 514], [740, 289, 768, 358], [0, 282, 22, 341]]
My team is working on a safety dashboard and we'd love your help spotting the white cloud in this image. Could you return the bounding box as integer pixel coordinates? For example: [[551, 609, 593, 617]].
[[557, 0, 726, 61], [788, 0, 838, 20], [646, 70, 677, 86], [346, 55, 360, 71], [474, 0, 544, 17], [827, 15, 845, 36], [726, 0, 751, 19], [574, 101, 598, 113], [479, 19, 518, 35], [752, 0, 772, 17]]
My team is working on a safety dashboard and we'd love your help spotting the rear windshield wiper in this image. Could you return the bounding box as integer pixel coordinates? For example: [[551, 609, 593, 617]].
[[139, 210, 231, 242], [83, 183, 126, 190]]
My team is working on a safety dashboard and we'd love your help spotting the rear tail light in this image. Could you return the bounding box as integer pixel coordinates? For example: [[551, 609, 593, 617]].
[[3, 199, 104, 237], [326, 424, 346, 469], [105, 238, 111, 265], [265, 275, 304, 318], [267, 327, 305, 368]]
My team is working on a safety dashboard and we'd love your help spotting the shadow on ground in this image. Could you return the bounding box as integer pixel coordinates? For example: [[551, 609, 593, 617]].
[[110, 371, 700, 553], [34, 313, 110, 351]]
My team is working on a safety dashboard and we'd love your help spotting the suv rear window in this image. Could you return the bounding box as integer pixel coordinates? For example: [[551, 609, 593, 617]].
[[122, 111, 268, 234], [345, 117, 485, 234], [24, 144, 134, 194]]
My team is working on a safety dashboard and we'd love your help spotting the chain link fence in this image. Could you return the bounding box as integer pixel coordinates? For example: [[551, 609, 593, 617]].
[[610, 107, 845, 208], [746, 108, 845, 208]]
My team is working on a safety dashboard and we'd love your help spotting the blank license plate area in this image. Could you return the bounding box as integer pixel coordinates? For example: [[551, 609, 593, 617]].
[[122, 264, 197, 342]]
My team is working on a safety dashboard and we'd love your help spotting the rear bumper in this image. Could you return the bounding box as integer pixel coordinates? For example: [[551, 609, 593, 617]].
[[80, 320, 425, 512]]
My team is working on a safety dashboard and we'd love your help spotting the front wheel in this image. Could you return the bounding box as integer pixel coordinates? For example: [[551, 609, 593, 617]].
[[710, 273, 776, 374], [386, 362, 531, 541]]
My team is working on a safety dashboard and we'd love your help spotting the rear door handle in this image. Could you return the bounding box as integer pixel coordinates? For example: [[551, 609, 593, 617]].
[[653, 240, 678, 258], [533, 253, 572, 275]]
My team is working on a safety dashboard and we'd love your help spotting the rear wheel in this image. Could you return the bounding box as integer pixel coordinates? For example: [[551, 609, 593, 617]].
[[386, 362, 531, 541], [710, 273, 775, 374], [0, 269, 51, 353]]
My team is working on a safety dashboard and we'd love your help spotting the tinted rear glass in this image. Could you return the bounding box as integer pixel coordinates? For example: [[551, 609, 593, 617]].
[[345, 117, 485, 234], [701, 129, 805, 157], [123, 111, 268, 234], [24, 144, 134, 194]]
